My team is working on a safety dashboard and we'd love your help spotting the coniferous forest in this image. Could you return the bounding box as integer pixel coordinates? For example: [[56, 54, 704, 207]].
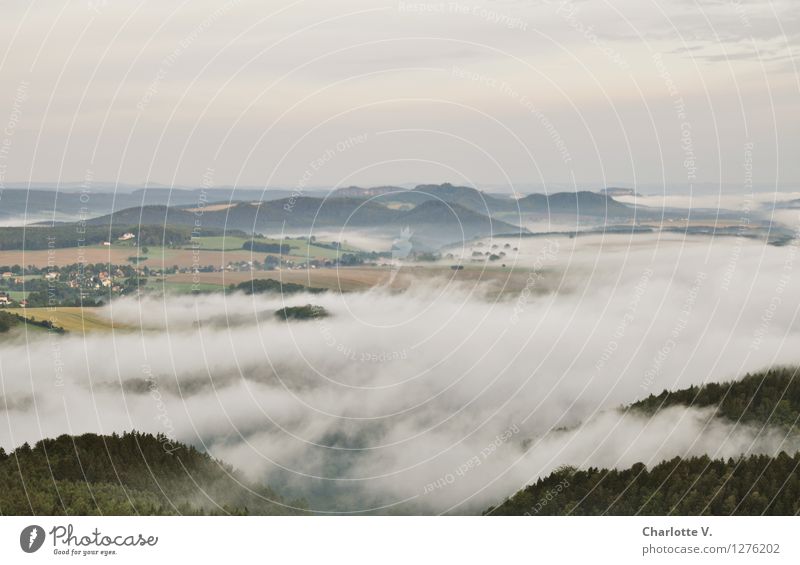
[[0, 432, 303, 515], [630, 366, 800, 429], [487, 367, 800, 516], [486, 453, 800, 515]]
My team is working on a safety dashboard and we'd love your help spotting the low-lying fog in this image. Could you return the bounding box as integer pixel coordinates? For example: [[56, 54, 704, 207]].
[[618, 191, 800, 227], [2, 229, 800, 514]]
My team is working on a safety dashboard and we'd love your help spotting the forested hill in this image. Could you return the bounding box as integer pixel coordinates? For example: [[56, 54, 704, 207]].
[[0, 432, 303, 515], [629, 366, 800, 429], [486, 453, 800, 515], [486, 367, 800, 516]]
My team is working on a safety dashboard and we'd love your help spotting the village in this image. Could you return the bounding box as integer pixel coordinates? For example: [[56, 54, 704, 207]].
[[0, 243, 375, 308]]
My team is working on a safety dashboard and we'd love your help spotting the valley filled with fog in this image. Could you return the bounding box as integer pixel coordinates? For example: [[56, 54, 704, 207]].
[[3, 229, 799, 513]]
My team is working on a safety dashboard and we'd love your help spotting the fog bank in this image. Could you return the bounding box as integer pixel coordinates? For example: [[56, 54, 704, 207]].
[[2, 233, 800, 513]]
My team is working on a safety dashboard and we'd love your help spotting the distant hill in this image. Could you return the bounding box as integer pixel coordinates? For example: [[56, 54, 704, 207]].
[[129, 187, 302, 203], [5, 184, 639, 229], [371, 184, 636, 220], [0, 432, 302, 515], [12, 184, 663, 245], [0, 187, 315, 224], [86, 198, 398, 232], [391, 200, 525, 241], [0, 189, 223, 223], [517, 191, 633, 218], [250, 197, 399, 228], [600, 187, 641, 198], [84, 194, 526, 242], [331, 185, 406, 198], [371, 183, 516, 215], [85, 205, 194, 227]]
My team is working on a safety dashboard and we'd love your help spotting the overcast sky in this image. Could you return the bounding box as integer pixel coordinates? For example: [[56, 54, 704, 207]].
[[0, 0, 796, 192]]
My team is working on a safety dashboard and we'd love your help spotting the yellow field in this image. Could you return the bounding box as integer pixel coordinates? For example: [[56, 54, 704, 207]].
[[9, 307, 125, 333], [168, 264, 535, 293], [168, 267, 396, 292]]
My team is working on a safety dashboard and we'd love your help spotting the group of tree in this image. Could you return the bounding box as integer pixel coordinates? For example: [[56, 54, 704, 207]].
[[0, 432, 304, 515], [486, 452, 800, 515], [0, 311, 64, 334], [274, 304, 329, 321], [230, 278, 325, 295], [336, 253, 364, 266], [0, 224, 201, 250], [0, 311, 21, 333], [629, 366, 800, 429], [242, 240, 291, 254]]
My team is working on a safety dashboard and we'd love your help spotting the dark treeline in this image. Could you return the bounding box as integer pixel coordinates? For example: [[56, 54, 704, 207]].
[[630, 366, 800, 429], [0, 224, 227, 250], [231, 278, 326, 295], [0, 311, 64, 334], [0, 311, 26, 333], [486, 453, 800, 515], [275, 304, 329, 321], [0, 432, 303, 515], [242, 240, 291, 254]]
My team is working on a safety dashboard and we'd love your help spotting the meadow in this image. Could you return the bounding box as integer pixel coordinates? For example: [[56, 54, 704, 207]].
[[0, 236, 365, 269]]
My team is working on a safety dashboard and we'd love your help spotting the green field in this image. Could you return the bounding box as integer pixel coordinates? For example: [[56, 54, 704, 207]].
[[5, 290, 29, 300], [184, 236, 362, 260], [145, 280, 222, 293], [292, 241, 364, 259], [183, 235, 257, 251]]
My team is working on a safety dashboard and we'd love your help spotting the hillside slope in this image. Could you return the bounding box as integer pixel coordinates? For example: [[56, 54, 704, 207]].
[[0, 188, 301, 222], [517, 190, 633, 218], [486, 453, 800, 515], [0, 432, 302, 515], [630, 366, 800, 429], [392, 200, 525, 240], [83, 195, 525, 239], [486, 367, 800, 516]]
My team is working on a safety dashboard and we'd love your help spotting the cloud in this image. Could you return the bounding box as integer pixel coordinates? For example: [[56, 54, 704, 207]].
[[0, 0, 796, 187]]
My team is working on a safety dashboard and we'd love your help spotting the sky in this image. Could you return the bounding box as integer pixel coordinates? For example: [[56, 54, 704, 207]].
[[0, 0, 797, 193]]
